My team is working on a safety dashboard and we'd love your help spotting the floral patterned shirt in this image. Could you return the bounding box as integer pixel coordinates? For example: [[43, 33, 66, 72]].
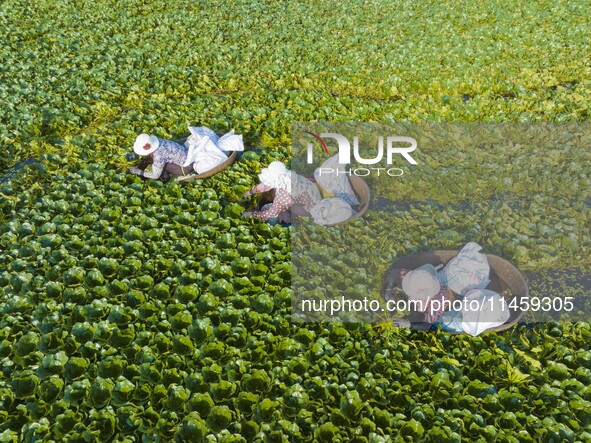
[[250, 184, 293, 220], [151, 138, 188, 177]]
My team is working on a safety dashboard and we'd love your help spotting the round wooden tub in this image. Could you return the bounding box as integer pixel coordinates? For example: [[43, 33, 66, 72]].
[[381, 250, 528, 334]]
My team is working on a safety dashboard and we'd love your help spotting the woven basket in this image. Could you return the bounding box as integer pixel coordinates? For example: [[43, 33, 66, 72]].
[[174, 137, 238, 182], [345, 175, 370, 223], [381, 250, 528, 334], [256, 175, 371, 225]]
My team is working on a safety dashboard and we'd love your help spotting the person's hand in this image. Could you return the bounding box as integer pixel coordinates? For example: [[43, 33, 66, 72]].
[[242, 211, 254, 219], [392, 318, 412, 329], [130, 167, 142, 175], [241, 191, 251, 199]]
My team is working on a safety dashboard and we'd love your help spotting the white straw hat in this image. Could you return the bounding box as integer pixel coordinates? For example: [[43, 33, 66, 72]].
[[258, 161, 292, 192], [133, 134, 160, 156], [401, 264, 441, 307]]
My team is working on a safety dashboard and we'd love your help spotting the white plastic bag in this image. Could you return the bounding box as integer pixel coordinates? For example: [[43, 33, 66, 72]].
[[184, 136, 228, 173], [313, 154, 360, 206], [217, 130, 244, 152], [309, 198, 355, 225], [438, 242, 490, 295], [433, 289, 509, 336], [187, 126, 219, 144], [460, 289, 510, 336]]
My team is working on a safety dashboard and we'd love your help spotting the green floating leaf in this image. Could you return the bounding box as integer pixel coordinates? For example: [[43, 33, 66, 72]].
[[207, 405, 233, 432], [340, 390, 363, 419], [175, 412, 209, 442], [315, 423, 341, 443]]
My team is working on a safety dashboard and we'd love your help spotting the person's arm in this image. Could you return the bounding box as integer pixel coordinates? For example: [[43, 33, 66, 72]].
[[130, 164, 164, 179], [250, 188, 292, 221], [141, 165, 164, 179], [243, 183, 272, 198]]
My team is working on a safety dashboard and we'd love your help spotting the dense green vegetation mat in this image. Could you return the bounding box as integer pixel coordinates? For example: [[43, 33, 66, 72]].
[[1, 0, 591, 441]]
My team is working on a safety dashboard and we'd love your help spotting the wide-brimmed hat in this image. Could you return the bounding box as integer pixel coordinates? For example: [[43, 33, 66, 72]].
[[133, 134, 160, 156], [402, 264, 441, 307], [259, 161, 292, 192]]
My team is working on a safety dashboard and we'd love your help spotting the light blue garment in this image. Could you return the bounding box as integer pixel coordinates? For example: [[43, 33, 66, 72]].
[[432, 310, 464, 333]]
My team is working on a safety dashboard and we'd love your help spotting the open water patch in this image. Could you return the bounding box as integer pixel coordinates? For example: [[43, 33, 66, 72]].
[[0, 159, 40, 184]]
